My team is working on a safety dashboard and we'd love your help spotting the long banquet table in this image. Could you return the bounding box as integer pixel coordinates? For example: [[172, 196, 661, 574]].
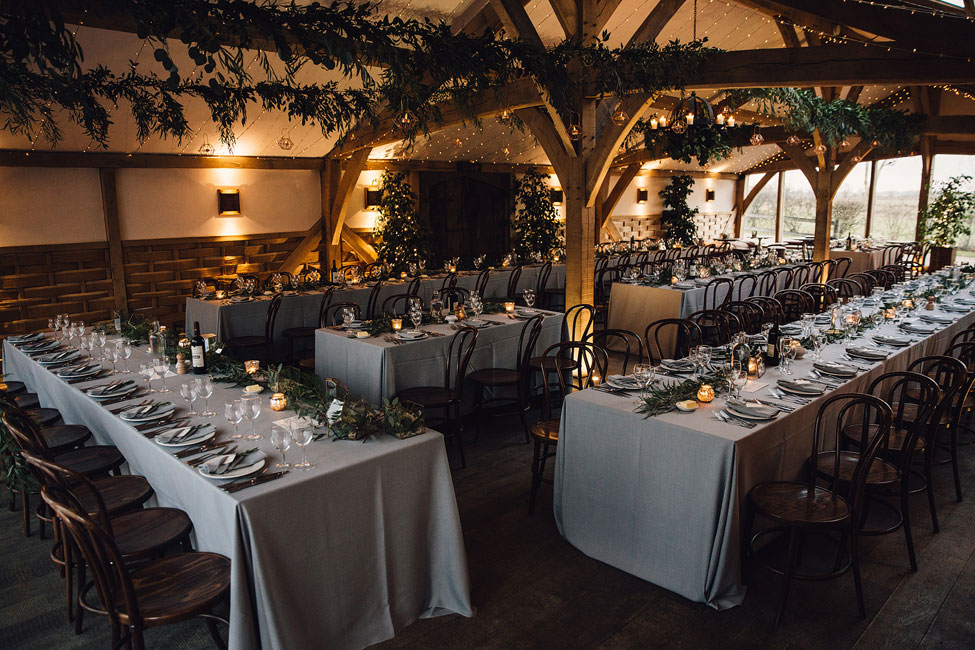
[[315, 310, 564, 405], [555, 296, 975, 609], [835, 248, 886, 275], [186, 264, 564, 358], [3, 339, 473, 650]]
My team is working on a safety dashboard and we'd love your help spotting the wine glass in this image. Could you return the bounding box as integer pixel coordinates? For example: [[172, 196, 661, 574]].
[[195, 375, 215, 417], [48, 317, 58, 339], [473, 254, 484, 270], [408, 261, 418, 277], [117, 340, 132, 373], [180, 382, 199, 416], [469, 292, 483, 321], [730, 361, 748, 399], [241, 393, 262, 440], [225, 400, 244, 440], [94, 330, 107, 360], [342, 307, 355, 329], [697, 345, 712, 375], [153, 356, 171, 393], [779, 336, 795, 375], [523, 288, 535, 311], [140, 363, 156, 392], [633, 363, 654, 399], [103, 343, 118, 375], [270, 426, 292, 469], [291, 422, 315, 470], [409, 298, 423, 332]]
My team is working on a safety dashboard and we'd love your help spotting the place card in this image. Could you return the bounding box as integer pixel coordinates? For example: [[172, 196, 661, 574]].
[[741, 380, 768, 394]]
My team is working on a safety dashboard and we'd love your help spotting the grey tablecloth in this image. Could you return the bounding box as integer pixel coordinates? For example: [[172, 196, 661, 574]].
[[555, 303, 975, 609], [3, 341, 472, 650], [833, 249, 885, 276], [314, 311, 565, 406], [186, 265, 565, 358]]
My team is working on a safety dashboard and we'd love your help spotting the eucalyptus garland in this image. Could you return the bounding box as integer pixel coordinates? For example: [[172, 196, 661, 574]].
[[635, 370, 729, 418], [631, 122, 751, 166]]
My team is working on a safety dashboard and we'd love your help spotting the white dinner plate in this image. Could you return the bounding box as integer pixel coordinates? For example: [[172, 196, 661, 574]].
[[36, 350, 81, 365], [726, 403, 779, 421], [198, 452, 267, 480], [119, 402, 176, 423], [154, 423, 216, 447], [56, 363, 102, 379], [396, 331, 427, 340], [9, 332, 45, 344], [776, 380, 824, 396], [86, 383, 139, 400], [606, 377, 640, 391]]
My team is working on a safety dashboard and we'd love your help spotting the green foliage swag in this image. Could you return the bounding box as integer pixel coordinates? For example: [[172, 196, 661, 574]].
[[659, 174, 698, 247], [632, 122, 751, 166], [373, 171, 432, 272], [918, 175, 975, 248], [510, 168, 564, 261]]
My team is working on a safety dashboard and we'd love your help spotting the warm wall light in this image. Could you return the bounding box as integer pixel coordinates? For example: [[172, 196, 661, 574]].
[[550, 188, 563, 206], [636, 188, 648, 204], [705, 189, 716, 202], [217, 189, 240, 215], [364, 188, 382, 210]]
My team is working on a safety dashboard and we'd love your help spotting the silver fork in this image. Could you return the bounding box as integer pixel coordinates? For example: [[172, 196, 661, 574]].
[[769, 388, 810, 405], [719, 410, 758, 428]]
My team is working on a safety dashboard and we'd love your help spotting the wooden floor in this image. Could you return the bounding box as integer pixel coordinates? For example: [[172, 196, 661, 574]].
[[3, 410, 975, 650]]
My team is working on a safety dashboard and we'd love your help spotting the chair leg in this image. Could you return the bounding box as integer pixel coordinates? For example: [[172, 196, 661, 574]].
[[529, 440, 542, 514], [851, 529, 866, 618], [22, 488, 30, 537], [949, 426, 963, 502], [925, 447, 940, 533], [901, 483, 918, 571], [774, 527, 799, 626], [472, 386, 483, 444], [75, 564, 86, 635], [64, 527, 74, 622], [453, 410, 466, 469], [205, 617, 228, 650]]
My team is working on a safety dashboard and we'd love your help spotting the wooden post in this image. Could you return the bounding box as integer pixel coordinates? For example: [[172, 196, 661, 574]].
[[812, 169, 833, 261], [99, 168, 128, 314], [775, 172, 785, 242], [322, 159, 341, 267], [864, 160, 878, 237], [916, 149, 934, 240], [732, 175, 745, 237]]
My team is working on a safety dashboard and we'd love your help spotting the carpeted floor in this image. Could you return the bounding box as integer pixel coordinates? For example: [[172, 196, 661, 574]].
[[3, 408, 975, 650]]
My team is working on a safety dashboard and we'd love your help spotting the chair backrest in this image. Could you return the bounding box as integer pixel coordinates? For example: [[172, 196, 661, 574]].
[[536, 342, 608, 422], [753, 269, 776, 296], [945, 340, 975, 372], [689, 309, 739, 346], [474, 269, 491, 297], [584, 329, 644, 374], [644, 318, 702, 364], [264, 293, 284, 341], [808, 393, 892, 514], [441, 273, 458, 290], [366, 280, 384, 319], [323, 302, 361, 327], [791, 264, 811, 288], [744, 296, 783, 326], [907, 355, 968, 431], [773, 289, 814, 321], [513, 314, 545, 396], [594, 266, 618, 307], [865, 268, 894, 289], [1, 407, 52, 458], [880, 264, 906, 283], [826, 278, 860, 301], [506, 265, 524, 299], [771, 266, 794, 291], [703, 277, 733, 311], [438, 286, 471, 308], [563, 304, 595, 343], [443, 326, 478, 398], [315, 286, 337, 329], [535, 262, 553, 295], [800, 283, 838, 313], [22, 450, 115, 531], [846, 272, 874, 294], [725, 301, 764, 335], [867, 372, 939, 465], [833, 256, 852, 278], [406, 277, 422, 296], [733, 273, 757, 301], [381, 293, 416, 316]]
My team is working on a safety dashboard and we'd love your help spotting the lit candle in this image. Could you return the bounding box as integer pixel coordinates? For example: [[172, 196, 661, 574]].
[[884, 307, 897, 319], [215, 290, 226, 299], [716, 113, 725, 125], [400, 271, 407, 279], [659, 115, 668, 128], [245, 360, 259, 375], [727, 116, 736, 127], [686, 112, 694, 126], [391, 318, 402, 331], [902, 299, 914, 310], [269, 392, 287, 411], [650, 117, 658, 130], [504, 301, 515, 313], [748, 357, 758, 375], [448, 265, 457, 273], [697, 384, 715, 403]]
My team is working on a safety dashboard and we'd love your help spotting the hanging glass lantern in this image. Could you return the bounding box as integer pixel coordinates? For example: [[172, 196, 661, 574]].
[[198, 135, 215, 156], [838, 137, 852, 151], [397, 110, 417, 128], [786, 133, 802, 146], [497, 107, 513, 124], [813, 143, 827, 154], [749, 127, 764, 146], [871, 139, 881, 147], [568, 121, 582, 141], [667, 92, 716, 128], [671, 119, 687, 134], [276, 129, 293, 151], [611, 107, 629, 126]]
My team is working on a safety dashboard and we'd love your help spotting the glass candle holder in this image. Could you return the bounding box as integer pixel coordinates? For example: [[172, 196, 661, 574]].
[[697, 384, 715, 403], [391, 319, 403, 331], [400, 271, 408, 279], [748, 357, 759, 376], [504, 301, 515, 313], [269, 392, 287, 411], [245, 360, 260, 375]]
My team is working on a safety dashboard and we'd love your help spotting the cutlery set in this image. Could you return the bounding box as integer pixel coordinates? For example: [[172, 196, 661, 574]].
[[221, 470, 289, 493]]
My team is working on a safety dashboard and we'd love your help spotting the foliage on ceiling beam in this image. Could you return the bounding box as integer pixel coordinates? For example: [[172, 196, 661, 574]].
[[722, 87, 922, 153], [629, 121, 753, 166], [0, 0, 719, 150]]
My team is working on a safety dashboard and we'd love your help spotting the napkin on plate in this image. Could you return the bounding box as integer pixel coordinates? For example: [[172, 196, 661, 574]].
[[672, 280, 696, 289], [661, 359, 696, 372], [726, 398, 779, 419], [607, 374, 639, 388], [846, 346, 889, 361], [919, 313, 954, 324], [777, 378, 825, 395], [200, 450, 265, 476], [89, 380, 134, 396], [873, 335, 911, 347], [813, 361, 858, 377]]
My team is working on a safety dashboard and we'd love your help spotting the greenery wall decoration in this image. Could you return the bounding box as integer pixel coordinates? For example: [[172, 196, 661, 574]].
[[918, 175, 975, 248], [510, 167, 564, 261], [631, 122, 751, 166], [1, 1, 718, 149], [373, 171, 432, 272], [659, 175, 698, 246]]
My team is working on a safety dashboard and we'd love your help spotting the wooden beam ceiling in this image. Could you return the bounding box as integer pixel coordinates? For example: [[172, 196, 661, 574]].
[[0, 150, 324, 170], [627, 0, 687, 46]]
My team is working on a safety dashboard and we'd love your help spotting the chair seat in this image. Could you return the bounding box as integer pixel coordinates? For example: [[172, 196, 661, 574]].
[[14, 393, 40, 409], [29, 408, 62, 427], [815, 451, 900, 486], [469, 368, 519, 386], [749, 482, 851, 526], [842, 423, 924, 452], [396, 387, 456, 409], [42, 425, 92, 453], [282, 327, 316, 339], [529, 356, 579, 372], [530, 419, 560, 443], [75, 475, 154, 515], [117, 552, 231, 625], [53, 446, 126, 478], [0, 380, 27, 395], [224, 336, 266, 348], [112, 508, 192, 558]]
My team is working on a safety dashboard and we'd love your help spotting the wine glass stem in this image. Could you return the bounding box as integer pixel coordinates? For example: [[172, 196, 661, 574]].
[[302, 446, 308, 466]]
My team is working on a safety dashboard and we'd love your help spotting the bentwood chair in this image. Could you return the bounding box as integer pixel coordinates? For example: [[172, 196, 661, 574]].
[[322, 302, 361, 327], [42, 484, 231, 650], [365, 280, 385, 320], [725, 301, 765, 335], [529, 304, 594, 379], [865, 269, 895, 290], [644, 318, 702, 364], [703, 277, 733, 311], [584, 329, 644, 375], [440, 273, 458, 290], [281, 286, 335, 363], [745, 393, 892, 625], [473, 269, 491, 298], [224, 292, 283, 363], [469, 314, 544, 444], [832, 372, 939, 571], [688, 309, 739, 346], [537, 262, 564, 311], [405, 276, 422, 297], [438, 287, 471, 309], [754, 270, 777, 296], [800, 283, 839, 313], [23, 451, 193, 631], [833, 256, 852, 278], [847, 272, 875, 295], [733, 273, 758, 301], [505, 265, 524, 301], [396, 326, 478, 469], [529, 341, 607, 514], [773, 289, 814, 322], [381, 293, 417, 317], [827, 278, 861, 302], [770, 266, 794, 292]]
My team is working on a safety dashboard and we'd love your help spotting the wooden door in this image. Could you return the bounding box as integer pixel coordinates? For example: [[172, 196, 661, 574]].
[[420, 171, 511, 264]]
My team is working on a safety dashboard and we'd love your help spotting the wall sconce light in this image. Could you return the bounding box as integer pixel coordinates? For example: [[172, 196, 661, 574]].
[[550, 188, 563, 206], [364, 188, 382, 210], [217, 189, 240, 215], [636, 188, 648, 204], [705, 189, 716, 202]]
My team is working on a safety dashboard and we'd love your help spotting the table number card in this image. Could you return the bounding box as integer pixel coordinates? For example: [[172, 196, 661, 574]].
[[326, 399, 344, 424]]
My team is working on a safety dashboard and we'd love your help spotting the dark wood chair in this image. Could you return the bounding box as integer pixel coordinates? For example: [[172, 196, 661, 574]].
[[745, 296, 783, 326], [745, 393, 892, 625], [225, 292, 283, 363], [847, 272, 875, 295], [593, 266, 618, 327], [537, 262, 563, 311], [396, 326, 478, 469], [281, 286, 335, 363], [528, 304, 594, 378], [753, 270, 776, 296], [790, 263, 812, 289], [437, 286, 471, 309], [365, 280, 384, 320], [473, 269, 491, 298], [405, 276, 422, 296], [261, 271, 293, 291], [881, 264, 906, 283], [732, 273, 757, 301], [469, 314, 544, 444], [584, 329, 644, 374], [725, 301, 765, 335], [381, 293, 417, 316], [800, 283, 839, 313], [703, 277, 733, 311], [831, 372, 939, 571], [42, 484, 231, 650], [644, 318, 702, 364], [322, 302, 361, 327], [688, 309, 738, 346], [770, 266, 794, 292], [529, 341, 607, 514], [1, 380, 27, 395], [440, 273, 458, 290], [865, 268, 895, 290], [827, 278, 861, 301], [833, 256, 852, 278], [773, 289, 814, 322], [505, 265, 524, 301]]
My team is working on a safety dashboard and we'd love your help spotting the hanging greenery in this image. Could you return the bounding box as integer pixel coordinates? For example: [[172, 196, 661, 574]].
[[630, 121, 752, 166], [918, 175, 975, 248], [722, 88, 922, 152], [510, 167, 564, 261], [373, 171, 433, 272], [659, 175, 698, 247], [0, 0, 718, 149]]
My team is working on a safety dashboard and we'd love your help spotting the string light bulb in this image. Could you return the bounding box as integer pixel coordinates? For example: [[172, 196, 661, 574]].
[[813, 143, 827, 154], [838, 137, 852, 151]]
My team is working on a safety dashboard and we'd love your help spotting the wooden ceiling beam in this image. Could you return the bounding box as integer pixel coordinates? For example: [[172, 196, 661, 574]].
[[0, 150, 323, 170], [627, 0, 687, 47]]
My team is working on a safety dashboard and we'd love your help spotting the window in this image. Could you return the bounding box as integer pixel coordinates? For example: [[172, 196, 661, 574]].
[[831, 162, 869, 239], [931, 155, 975, 259], [781, 170, 816, 239], [870, 156, 922, 242], [741, 173, 777, 238]]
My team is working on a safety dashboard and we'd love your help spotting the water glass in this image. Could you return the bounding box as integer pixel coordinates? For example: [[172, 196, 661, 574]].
[[48, 317, 58, 339], [291, 422, 315, 470], [103, 344, 118, 375], [523, 288, 535, 310], [153, 356, 171, 393], [117, 340, 132, 372], [270, 426, 292, 469], [430, 296, 443, 321], [225, 400, 244, 440], [730, 362, 748, 399], [180, 382, 199, 415], [342, 307, 355, 329], [633, 363, 654, 399], [241, 393, 262, 440], [95, 330, 107, 359], [140, 363, 156, 392], [409, 298, 423, 331], [195, 375, 215, 417], [469, 292, 483, 320], [778, 336, 795, 375]]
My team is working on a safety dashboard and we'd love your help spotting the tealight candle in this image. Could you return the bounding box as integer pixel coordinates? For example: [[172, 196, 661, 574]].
[[748, 357, 759, 375], [902, 299, 914, 310], [697, 384, 715, 403], [716, 113, 725, 125], [391, 318, 403, 331], [504, 301, 515, 313], [448, 265, 457, 273], [215, 290, 226, 299], [269, 392, 287, 411], [727, 115, 736, 127], [245, 360, 259, 375], [884, 307, 897, 319], [686, 112, 694, 126], [659, 115, 668, 128], [650, 117, 658, 130], [400, 271, 407, 279]]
